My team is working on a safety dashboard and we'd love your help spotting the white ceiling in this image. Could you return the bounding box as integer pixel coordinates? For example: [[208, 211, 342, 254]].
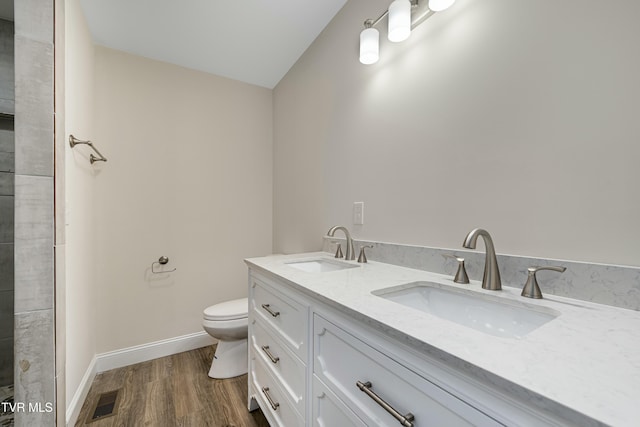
[[80, 0, 347, 89]]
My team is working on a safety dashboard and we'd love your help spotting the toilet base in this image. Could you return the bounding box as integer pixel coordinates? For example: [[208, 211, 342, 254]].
[[209, 338, 248, 379]]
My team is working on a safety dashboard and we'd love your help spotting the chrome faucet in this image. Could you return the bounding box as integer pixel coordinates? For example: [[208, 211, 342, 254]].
[[462, 228, 502, 290], [327, 226, 355, 260]]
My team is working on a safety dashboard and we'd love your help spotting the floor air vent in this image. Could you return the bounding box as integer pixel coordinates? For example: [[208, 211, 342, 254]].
[[88, 390, 120, 423]]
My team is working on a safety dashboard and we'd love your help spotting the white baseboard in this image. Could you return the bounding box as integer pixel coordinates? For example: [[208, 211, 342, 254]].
[[66, 355, 97, 427], [66, 331, 215, 426], [95, 331, 214, 373]]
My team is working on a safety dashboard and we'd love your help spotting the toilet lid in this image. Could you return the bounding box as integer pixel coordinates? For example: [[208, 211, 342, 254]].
[[204, 297, 248, 321]]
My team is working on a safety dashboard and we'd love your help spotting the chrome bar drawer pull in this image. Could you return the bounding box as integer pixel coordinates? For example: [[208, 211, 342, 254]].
[[356, 381, 415, 427], [261, 387, 280, 411], [261, 345, 280, 364], [261, 304, 280, 318]]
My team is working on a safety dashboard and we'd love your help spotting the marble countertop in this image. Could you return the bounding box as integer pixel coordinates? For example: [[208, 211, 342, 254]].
[[245, 252, 640, 427]]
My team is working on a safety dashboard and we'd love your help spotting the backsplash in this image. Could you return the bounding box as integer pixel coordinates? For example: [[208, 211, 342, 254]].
[[323, 237, 640, 311]]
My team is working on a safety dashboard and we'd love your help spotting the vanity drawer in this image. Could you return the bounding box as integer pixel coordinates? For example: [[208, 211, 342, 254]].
[[313, 315, 502, 427], [312, 374, 367, 427], [250, 276, 308, 359], [250, 317, 306, 415], [250, 353, 304, 427]]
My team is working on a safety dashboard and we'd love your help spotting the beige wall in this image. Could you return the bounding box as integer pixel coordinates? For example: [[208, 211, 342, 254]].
[[64, 0, 97, 411], [59, 0, 639, 411], [273, 0, 640, 267], [92, 47, 273, 353]]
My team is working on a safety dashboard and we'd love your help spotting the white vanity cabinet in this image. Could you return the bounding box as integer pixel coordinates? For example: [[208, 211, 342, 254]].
[[247, 266, 575, 427], [248, 272, 309, 426]]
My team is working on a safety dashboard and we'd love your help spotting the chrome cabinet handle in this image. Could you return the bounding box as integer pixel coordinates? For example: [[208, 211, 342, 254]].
[[356, 381, 415, 427], [261, 387, 280, 411], [261, 304, 280, 317], [261, 346, 280, 364]]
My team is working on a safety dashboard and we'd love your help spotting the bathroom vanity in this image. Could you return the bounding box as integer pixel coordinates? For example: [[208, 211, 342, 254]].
[[245, 252, 640, 427]]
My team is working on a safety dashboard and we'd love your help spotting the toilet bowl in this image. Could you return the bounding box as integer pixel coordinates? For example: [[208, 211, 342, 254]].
[[202, 297, 248, 379]]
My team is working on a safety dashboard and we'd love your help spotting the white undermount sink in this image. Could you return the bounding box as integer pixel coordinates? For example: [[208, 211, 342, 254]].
[[286, 258, 359, 273], [373, 282, 559, 339]]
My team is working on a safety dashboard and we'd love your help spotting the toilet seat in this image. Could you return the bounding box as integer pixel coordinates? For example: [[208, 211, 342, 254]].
[[203, 297, 248, 321]]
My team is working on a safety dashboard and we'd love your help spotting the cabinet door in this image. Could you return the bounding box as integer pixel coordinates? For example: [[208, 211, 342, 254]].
[[312, 375, 367, 427], [314, 315, 503, 427], [250, 275, 308, 360]]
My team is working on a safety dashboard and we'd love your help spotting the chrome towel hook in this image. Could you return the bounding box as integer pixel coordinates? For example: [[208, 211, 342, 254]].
[[151, 256, 176, 274]]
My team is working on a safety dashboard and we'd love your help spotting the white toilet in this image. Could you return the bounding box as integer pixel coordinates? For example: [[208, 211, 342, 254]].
[[202, 297, 249, 379]]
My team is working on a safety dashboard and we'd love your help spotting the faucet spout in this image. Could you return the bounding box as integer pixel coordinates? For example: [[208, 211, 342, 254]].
[[327, 226, 355, 260], [462, 228, 502, 290]]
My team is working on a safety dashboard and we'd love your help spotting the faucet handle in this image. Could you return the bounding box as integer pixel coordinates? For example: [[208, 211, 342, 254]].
[[521, 265, 567, 299], [334, 243, 344, 259], [442, 254, 470, 284], [357, 245, 374, 263]]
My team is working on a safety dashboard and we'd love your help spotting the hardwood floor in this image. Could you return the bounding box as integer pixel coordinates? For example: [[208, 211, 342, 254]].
[[75, 346, 270, 427]]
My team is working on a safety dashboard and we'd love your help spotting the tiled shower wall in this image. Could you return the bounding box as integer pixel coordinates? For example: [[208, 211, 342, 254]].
[[0, 17, 14, 388], [13, 0, 56, 425], [0, 17, 13, 113]]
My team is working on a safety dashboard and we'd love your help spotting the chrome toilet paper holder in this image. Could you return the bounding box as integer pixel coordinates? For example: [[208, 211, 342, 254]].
[[151, 256, 176, 274]]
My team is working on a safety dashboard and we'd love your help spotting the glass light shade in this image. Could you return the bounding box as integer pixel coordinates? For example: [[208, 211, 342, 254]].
[[429, 0, 456, 12], [388, 0, 411, 42], [359, 27, 379, 64]]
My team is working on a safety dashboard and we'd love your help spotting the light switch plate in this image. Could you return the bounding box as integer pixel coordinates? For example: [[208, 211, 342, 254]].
[[353, 201, 364, 225]]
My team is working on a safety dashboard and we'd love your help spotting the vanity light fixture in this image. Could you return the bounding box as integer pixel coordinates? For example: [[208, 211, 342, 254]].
[[428, 0, 456, 12], [388, 0, 412, 42], [359, 23, 380, 64], [359, 0, 456, 64]]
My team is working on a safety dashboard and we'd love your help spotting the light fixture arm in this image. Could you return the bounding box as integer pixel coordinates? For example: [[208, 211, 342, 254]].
[[411, 6, 435, 29], [363, 11, 388, 30], [362, 0, 420, 30]]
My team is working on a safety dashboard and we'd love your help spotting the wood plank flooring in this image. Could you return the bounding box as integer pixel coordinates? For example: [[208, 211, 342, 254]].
[[75, 346, 269, 427]]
